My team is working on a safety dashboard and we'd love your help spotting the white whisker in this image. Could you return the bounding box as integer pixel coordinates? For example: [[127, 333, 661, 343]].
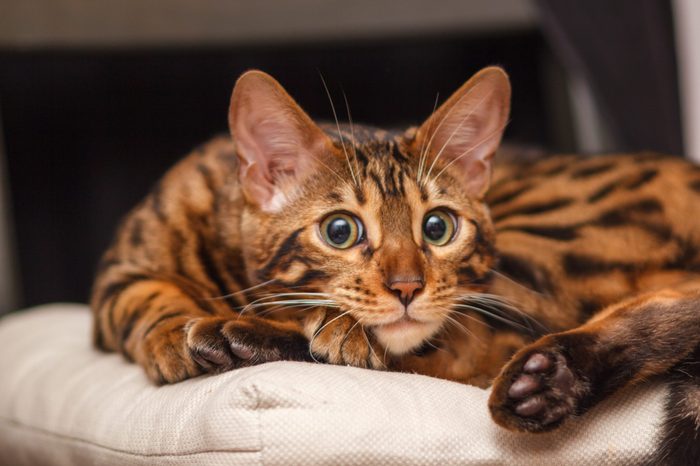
[[422, 338, 448, 355], [308, 309, 355, 362], [258, 303, 326, 317], [417, 92, 440, 184], [342, 89, 362, 184], [205, 279, 278, 301], [452, 302, 534, 333], [420, 82, 482, 185], [360, 318, 383, 366], [443, 312, 484, 346], [488, 268, 546, 298], [424, 91, 492, 185], [238, 292, 336, 316], [342, 315, 363, 346], [431, 119, 509, 184], [310, 152, 354, 187], [319, 72, 358, 187]]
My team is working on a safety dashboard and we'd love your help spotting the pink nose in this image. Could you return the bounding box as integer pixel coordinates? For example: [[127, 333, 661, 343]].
[[388, 280, 424, 307]]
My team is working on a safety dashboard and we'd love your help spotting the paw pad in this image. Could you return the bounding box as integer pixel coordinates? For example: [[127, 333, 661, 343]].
[[490, 348, 585, 432]]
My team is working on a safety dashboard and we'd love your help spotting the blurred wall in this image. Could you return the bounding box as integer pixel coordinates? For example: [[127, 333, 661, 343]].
[[2, 1, 570, 308], [0, 113, 19, 314], [674, 0, 700, 162], [1, 0, 535, 47]]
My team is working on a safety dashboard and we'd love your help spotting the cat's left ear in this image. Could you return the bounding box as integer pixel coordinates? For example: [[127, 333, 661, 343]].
[[229, 70, 332, 212], [414, 67, 511, 199]]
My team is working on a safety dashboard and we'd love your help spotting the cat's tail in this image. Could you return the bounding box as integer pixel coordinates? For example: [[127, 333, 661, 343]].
[[649, 346, 700, 465]]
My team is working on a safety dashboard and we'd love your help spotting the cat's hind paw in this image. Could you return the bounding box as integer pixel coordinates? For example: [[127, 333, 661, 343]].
[[488, 340, 591, 432]]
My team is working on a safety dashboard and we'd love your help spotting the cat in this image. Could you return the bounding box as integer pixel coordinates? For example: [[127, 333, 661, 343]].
[[92, 67, 700, 464]]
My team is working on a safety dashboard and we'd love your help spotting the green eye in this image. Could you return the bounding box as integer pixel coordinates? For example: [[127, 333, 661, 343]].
[[321, 213, 364, 249], [422, 210, 456, 246]]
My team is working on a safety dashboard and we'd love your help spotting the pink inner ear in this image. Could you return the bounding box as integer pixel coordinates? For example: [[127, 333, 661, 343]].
[[434, 87, 499, 155], [229, 71, 328, 211], [419, 69, 510, 198], [252, 116, 310, 179]]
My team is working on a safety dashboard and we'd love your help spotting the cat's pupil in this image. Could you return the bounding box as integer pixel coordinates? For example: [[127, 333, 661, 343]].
[[327, 218, 352, 245], [424, 215, 447, 241]]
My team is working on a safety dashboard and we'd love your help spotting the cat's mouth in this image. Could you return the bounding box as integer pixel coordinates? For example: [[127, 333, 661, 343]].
[[371, 315, 442, 355], [377, 315, 421, 332]]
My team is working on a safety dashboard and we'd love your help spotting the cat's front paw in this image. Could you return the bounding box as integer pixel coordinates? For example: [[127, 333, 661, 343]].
[[305, 310, 385, 369], [488, 336, 591, 432], [185, 316, 312, 373]]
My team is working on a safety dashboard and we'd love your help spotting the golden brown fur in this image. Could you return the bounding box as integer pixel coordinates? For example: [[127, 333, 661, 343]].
[[92, 68, 700, 462]]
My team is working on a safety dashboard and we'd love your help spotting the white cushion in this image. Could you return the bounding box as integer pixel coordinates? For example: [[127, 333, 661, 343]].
[[0, 304, 666, 465]]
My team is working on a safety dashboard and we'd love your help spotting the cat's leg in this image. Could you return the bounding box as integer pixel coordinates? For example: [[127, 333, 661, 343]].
[[489, 285, 700, 432], [648, 345, 700, 466], [92, 265, 311, 384], [303, 309, 385, 369]]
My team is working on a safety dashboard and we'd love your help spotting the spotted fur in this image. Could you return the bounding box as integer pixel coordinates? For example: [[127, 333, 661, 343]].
[[92, 68, 700, 461]]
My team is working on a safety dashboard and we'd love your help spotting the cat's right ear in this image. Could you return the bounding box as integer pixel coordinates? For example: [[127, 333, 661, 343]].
[[229, 71, 332, 212], [414, 67, 511, 199]]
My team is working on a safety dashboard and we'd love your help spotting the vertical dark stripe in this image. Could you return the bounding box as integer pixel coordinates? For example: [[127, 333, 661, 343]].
[[196, 240, 242, 309], [368, 171, 386, 198], [119, 292, 160, 351], [129, 217, 144, 247], [258, 228, 304, 280], [170, 230, 188, 276], [354, 186, 366, 205], [196, 163, 216, 194]]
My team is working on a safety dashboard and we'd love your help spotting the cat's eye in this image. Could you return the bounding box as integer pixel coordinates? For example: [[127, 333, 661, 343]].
[[320, 213, 364, 249], [422, 210, 456, 246]]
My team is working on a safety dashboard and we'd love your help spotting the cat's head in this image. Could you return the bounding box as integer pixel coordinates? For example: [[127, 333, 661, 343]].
[[229, 67, 510, 354]]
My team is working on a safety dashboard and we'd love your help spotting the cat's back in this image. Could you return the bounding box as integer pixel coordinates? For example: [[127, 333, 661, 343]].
[[98, 135, 244, 286], [489, 152, 700, 236], [487, 153, 700, 327]]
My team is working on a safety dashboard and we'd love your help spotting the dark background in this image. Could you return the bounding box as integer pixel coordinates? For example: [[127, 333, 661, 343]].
[[0, 0, 682, 309]]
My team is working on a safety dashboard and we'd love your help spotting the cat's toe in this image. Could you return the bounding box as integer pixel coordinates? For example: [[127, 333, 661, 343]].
[[339, 327, 385, 369], [186, 318, 249, 371], [306, 311, 385, 369], [508, 373, 542, 399], [489, 346, 586, 433], [186, 317, 312, 373]]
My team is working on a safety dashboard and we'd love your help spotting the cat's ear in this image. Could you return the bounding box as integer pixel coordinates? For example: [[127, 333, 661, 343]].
[[415, 67, 511, 198], [229, 70, 331, 212]]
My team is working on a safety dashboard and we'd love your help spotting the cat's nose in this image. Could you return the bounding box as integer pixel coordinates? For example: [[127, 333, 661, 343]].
[[388, 280, 424, 307]]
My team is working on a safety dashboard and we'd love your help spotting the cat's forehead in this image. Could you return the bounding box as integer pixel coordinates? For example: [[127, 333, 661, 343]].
[[320, 123, 418, 174], [321, 122, 404, 146], [312, 122, 467, 210]]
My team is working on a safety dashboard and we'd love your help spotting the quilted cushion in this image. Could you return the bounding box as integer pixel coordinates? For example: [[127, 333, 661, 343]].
[[0, 304, 666, 465]]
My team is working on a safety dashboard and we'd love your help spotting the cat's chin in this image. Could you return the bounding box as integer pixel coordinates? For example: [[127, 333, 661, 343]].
[[372, 317, 442, 355]]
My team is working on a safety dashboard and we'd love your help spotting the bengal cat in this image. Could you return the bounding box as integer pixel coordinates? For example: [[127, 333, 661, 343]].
[[92, 67, 700, 463]]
